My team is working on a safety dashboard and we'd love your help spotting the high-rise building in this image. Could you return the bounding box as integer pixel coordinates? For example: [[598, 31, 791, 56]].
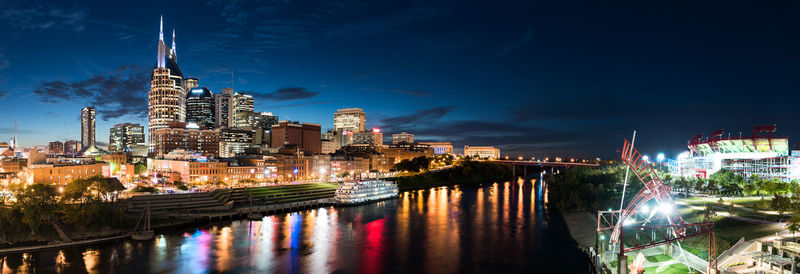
[[149, 16, 187, 150], [233, 92, 254, 121], [353, 128, 383, 146], [215, 88, 234, 128], [334, 108, 366, 132], [109, 123, 146, 152], [392, 132, 414, 144], [152, 122, 219, 158], [270, 121, 321, 154], [218, 128, 255, 158], [233, 111, 259, 129], [186, 87, 216, 128], [81, 106, 95, 148], [258, 112, 278, 129], [184, 78, 199, 90]]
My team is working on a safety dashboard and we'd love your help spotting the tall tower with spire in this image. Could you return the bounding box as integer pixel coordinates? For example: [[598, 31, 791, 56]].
[[148, 15, 188, 151]]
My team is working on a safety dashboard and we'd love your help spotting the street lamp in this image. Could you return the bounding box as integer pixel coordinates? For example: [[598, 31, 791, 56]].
[[656, 153, 665, 163]]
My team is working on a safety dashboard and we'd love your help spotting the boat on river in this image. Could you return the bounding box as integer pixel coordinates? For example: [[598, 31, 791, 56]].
[[334, 180, 398, 205]]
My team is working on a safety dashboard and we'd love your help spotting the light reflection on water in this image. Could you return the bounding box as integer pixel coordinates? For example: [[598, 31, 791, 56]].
[[0, 179, 590, 273]]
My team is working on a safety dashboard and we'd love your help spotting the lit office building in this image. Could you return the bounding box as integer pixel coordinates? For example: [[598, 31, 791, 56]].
[[186, 87, 216, 128], [464, 145, 500, 159], [149, 17, 194, 150], [215, 88, 234, 128], [152, 122, 219, 158], [353, 128, 383, 146], [258, 112, 278, 129], [184, 78, 199, 90], [233, 92, 254, 119], [219, 128, 255, 158], [81, 107, 95, 148], [109, 123, 146, 152], [392, 132, 414, 144], [334, 108, 366, 132]]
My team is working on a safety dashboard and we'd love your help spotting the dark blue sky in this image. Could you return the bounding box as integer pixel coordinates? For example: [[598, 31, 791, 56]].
[[1, 0, 799, 158]]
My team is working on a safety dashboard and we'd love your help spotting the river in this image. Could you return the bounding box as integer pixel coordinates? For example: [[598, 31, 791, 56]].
[[0, 179, 591, 273]]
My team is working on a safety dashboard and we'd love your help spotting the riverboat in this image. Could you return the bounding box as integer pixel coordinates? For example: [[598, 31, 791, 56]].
[[334, 180, 398, 205]]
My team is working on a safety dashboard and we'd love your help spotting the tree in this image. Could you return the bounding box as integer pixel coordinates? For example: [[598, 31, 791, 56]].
[[703, 203, 717, 222], [788, 213, 800, 241], [394, 156, 431, 172], [134, 163, 147, 175], [14, 184, 58, 234], [771, 194, 793, 221]]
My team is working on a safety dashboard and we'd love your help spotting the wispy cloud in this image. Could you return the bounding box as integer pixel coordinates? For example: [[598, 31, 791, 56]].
[[0, 52, 8, 70], [32, 65, 149, 121], [191, 1, 449, 63], [494, 28, 533, 59], [250, 87, 320, 101], [0, 6, 87, 32], [361, 87, 430, 97], [380, 106, 454, 129]]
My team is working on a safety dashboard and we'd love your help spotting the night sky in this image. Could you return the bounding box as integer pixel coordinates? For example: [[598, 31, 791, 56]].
[[1, 0, 799, 159]]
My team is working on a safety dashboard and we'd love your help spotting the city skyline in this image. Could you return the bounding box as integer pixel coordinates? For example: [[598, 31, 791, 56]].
[[1, 1, 800, 158]]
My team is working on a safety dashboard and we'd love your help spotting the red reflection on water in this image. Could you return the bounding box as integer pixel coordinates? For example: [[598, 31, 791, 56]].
[[360, 218, 385, 274]]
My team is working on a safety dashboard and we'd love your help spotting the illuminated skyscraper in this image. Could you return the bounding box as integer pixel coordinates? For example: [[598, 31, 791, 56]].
[[215, 88, 234, 128], [81, 106, 95, 148], [148, 16, 188, 150], [334, 108, 366, 132], [109, 123, 145, 152], [186, 87, 216, 128]]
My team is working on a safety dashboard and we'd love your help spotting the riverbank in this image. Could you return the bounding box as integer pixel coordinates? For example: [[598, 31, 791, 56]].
[[563, 212, 598, 250], [391, 160, 513, 191]]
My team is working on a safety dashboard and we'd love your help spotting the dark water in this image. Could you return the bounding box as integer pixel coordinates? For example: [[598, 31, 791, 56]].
[[1, 179, 591, 273]]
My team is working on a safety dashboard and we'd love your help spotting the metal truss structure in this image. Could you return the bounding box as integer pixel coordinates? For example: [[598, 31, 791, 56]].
[[610, 139, 685, 243], [598, 139, 718, 273]]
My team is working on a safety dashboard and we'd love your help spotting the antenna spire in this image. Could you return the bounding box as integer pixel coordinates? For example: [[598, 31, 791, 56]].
[[159, 15, 164, 41], [171, 29, 177, 59]]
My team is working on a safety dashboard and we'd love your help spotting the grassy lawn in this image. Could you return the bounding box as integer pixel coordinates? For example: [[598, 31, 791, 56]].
[[646, 254, 673, 263], [643, 263, 690, 274]]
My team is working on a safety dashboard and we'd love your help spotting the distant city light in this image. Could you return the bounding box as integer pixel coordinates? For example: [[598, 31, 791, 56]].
[[642, 155, 649, 162], [656, 153, 665, 162]]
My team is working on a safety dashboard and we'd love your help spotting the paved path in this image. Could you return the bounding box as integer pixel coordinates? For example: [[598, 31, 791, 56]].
[[0, 234, 130, 255], [676, 200, 777, 225]]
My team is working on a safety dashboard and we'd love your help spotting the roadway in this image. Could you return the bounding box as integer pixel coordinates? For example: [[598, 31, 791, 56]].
[[490, 160, 601, 167]]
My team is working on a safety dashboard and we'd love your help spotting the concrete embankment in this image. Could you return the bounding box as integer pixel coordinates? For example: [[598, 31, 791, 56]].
[[563, 212, 598, 250]]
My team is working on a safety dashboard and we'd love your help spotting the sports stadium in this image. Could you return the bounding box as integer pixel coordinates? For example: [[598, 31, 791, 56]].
[[669, 125, 800, 181]]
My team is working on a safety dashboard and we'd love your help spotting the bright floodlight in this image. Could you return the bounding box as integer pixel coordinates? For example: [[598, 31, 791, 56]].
[[656, 153, 665, 162], [642, 155, 650, 162], [623, 218, 635, 226], [639, 205, 649, 214], [659, 203, 673, 215]]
